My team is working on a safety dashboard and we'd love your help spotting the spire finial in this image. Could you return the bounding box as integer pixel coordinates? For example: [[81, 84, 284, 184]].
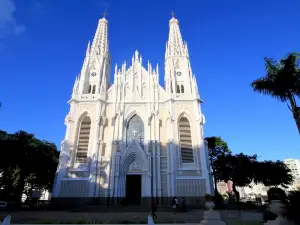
[[171, 11, 175, 18], [103, 10, 108, 19]]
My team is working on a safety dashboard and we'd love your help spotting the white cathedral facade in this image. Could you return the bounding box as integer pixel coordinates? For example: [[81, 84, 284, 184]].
[[52, 14, 213, 206]]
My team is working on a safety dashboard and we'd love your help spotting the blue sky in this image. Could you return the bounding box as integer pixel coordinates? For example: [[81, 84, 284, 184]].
[[0, 0, 299, 161]]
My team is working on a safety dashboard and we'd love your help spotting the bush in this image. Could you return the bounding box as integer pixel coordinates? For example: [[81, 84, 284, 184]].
[[205, 194, 213, 201], [214, 191, 224, 209], [267, 187, 287, 201], [284, 190, 300, 225]]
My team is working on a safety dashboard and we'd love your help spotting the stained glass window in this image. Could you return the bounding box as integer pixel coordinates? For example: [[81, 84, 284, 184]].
[[126, 114, 144, 145]]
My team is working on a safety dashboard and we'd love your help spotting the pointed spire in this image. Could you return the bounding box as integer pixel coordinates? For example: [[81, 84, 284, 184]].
[[86, 41, 90, 56], [184, 41, 189, 58], [156, 63, 159, 82], [135, 50, 139, 61], [90, 12, 109, 56], [166, 12, 185, 58], [122, 61, 126, 74], [72, 76, 79, 94], [115, 64, 118, 74]]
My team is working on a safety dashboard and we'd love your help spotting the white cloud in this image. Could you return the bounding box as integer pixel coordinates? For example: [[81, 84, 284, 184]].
[[0, 0, 26, 39]]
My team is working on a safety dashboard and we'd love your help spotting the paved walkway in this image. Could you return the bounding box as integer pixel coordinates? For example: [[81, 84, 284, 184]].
[[0, 210, 263, 224]]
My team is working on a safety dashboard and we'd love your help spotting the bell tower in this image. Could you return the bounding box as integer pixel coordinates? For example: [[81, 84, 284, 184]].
[[164, 13, 199, 100], [73, 12, 111, 98]]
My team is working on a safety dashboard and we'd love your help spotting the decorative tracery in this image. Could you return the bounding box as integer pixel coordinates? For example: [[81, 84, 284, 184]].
[[75, 116, 91, 163], [126, 115, 144, 146], [178, 116, 194, 163]]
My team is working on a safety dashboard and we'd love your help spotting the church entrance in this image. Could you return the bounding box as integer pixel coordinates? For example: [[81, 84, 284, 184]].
[[125, 175, 141, 205]]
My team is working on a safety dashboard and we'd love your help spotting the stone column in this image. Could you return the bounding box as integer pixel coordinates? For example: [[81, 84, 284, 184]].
[[166, 142, 171, 197], [157, 141, 161, 198], [152, 141, 156, 197], [52, 140, 70, 197]]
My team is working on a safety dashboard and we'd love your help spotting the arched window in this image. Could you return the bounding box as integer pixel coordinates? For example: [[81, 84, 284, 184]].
[[76, 116, 91, 163], [88, 85, 91, 93], [126, 114, 144, 145], [178, 116, 194, 163], [181, 85, 184, 93], [92, 85, 96, 94], [176, 85, 180, 93]]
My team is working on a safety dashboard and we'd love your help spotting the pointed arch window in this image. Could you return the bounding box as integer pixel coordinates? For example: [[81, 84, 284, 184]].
[[76, 116, 91, 163], [178, 116, 194, 163], [92, 85, 96, 94], [126, 114, 144, 147], [176, 85, 180, 93], [88, 85, 91, 93], [181, 85, 184, 93]]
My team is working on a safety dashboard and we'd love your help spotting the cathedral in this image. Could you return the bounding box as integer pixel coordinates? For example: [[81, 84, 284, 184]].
[[52, 13, 213, 206]]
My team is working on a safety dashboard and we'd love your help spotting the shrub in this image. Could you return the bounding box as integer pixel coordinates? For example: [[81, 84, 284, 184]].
[[205, 194, 213, 201], [267, 187, 287, 201], [284, 190, 300, 225], [214, 191, 224, 209]]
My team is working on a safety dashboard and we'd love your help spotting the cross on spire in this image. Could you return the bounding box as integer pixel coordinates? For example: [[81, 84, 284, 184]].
[[171, 11, 175, 18], [103, 10, 108, 19], [138, 136, 143, 143]]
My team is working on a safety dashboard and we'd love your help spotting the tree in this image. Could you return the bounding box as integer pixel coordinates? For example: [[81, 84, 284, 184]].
[[0, 130, 59, 205], [251, 52, 300, 134], [253, 160, 293, 187], [205, 137, 231, 194], [214, 153, 257, 202]]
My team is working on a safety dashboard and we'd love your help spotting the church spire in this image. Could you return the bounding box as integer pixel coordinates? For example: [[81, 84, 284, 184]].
[[164, 13, 199, 99], [166, 12, 186, 58], [90, 12, 109, 56]]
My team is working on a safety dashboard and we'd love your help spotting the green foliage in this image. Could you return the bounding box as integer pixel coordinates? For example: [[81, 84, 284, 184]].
[[204, 194, 213, 201], [284, 190, 300, 224], [205, 136, 231, 194], [0, 130, 59, 204], [254, 160, 293, 188], [251, 52, 300, 133], [214, 153, 257, 202], [205, 136, 231, 161], [251, 52, 300, 102]]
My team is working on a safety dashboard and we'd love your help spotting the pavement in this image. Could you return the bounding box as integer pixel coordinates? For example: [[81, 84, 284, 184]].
[[0, 210, 263, 224]]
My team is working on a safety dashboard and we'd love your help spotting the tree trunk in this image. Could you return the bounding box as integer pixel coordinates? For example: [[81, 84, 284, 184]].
[[288, 95, 300, 134], [212, 169, 218, 195], [293, 108, 300, 134], [14, 170, 25, 207], [232, 182, 240, 202]]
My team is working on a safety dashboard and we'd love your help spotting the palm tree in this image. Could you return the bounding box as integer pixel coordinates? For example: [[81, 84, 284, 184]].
[[251, 53, 300, 134]]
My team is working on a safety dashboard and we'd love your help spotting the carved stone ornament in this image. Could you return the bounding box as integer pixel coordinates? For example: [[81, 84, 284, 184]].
[[78, 104, 94, 111], [128, 160, 141, 172]]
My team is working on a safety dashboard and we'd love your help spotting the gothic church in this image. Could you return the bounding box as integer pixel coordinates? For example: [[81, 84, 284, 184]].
[[52, 13, 213, 206]]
